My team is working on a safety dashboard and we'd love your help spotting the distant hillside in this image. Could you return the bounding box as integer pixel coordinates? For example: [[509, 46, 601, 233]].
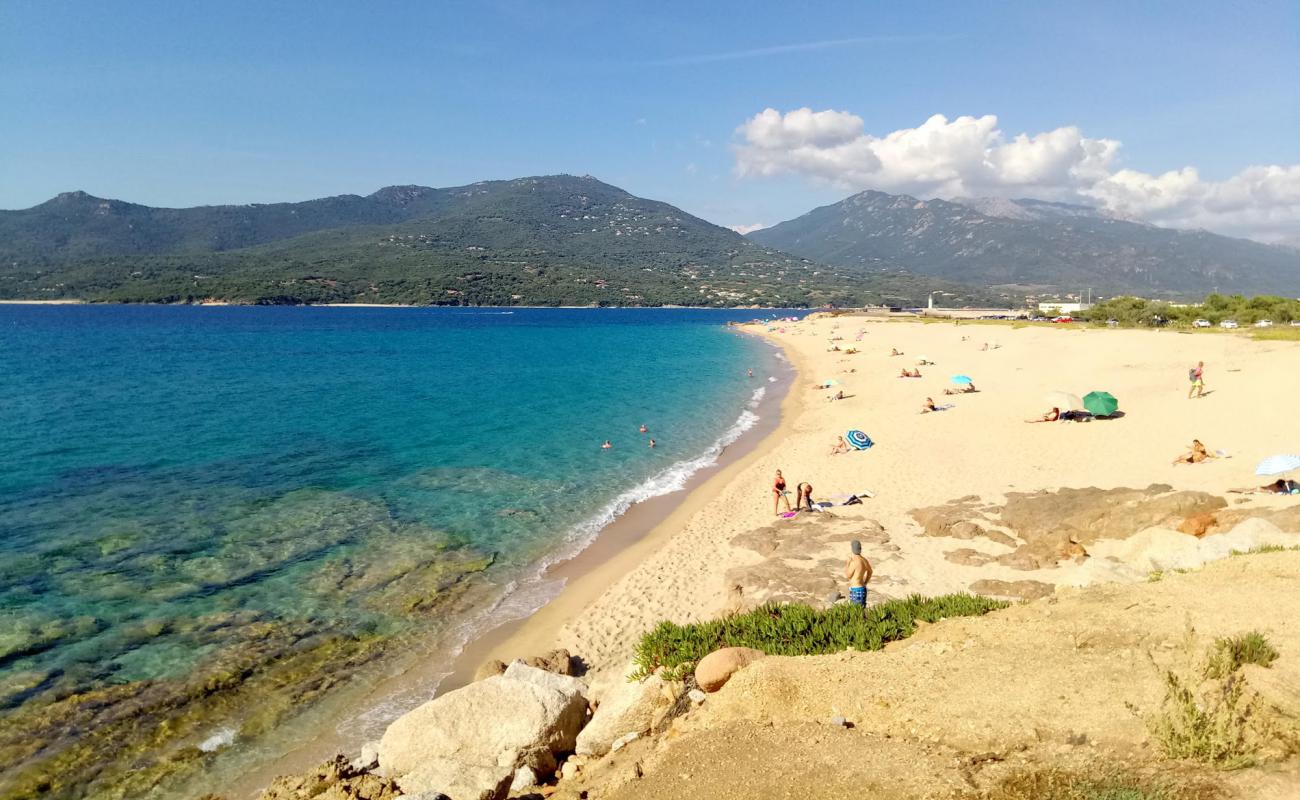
[[748, 190, 1299, 297], [0, 176, 1002, 307]]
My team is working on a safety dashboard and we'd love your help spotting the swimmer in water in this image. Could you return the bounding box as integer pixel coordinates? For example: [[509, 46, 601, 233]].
[[639, 424, 648, 433], [601, 440, 612, 449], [748, 368, 754, 378], [648, 438, 656, 448]]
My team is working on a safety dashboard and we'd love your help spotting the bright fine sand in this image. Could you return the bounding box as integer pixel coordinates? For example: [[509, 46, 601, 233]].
[[485, 316, 1300, 683]]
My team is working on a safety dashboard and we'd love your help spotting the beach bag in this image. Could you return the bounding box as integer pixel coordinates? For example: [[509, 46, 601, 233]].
[[1188, 368, 1197, 382]]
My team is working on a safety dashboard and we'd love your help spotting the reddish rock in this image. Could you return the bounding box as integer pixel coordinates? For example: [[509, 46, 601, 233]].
[[695, 647, 766, 693]]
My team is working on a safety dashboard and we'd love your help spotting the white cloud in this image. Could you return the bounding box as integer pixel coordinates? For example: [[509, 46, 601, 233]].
[[729, 223, 766, 235], [734, 108, 1300, 242]]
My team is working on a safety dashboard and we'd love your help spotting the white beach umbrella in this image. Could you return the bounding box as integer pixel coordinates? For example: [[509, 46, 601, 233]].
[[1042, 391, 1084, 411]]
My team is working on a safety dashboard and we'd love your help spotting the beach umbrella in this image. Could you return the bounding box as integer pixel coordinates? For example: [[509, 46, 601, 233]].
[[951, 375, 974, 385], [1043, 391, 1084, 411], [1255, 454, 1300, 476], [846, 430, 874, 450], [1082, 391, 1119, 417]]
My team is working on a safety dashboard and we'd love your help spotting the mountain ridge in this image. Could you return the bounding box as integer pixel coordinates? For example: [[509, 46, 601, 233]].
[[748, 188, 1299, 296], [0, 175, 999, 307]]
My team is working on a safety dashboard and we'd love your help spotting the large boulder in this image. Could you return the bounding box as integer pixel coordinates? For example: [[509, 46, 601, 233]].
[[503, 660, 587, 700], [574, 670, 673, 756], [378, 666, 588, 800], [695, 647, 766, 693], [397, 759, 511, 800]]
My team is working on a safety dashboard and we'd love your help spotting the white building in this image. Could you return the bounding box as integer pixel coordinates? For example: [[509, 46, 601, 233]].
[[1037, 302, 1093, 315]]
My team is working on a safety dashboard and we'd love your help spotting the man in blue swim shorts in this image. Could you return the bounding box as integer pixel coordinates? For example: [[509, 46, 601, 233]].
[[844, 539, 873, 607]]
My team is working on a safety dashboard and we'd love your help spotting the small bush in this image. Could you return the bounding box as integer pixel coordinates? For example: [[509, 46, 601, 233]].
[[1228, 544, 1296, 557], [631, 593, 1008, 680], [966, 766, 1221, 800], [1204, 632, 1279, 679], [1150, 670, 1258, 769]]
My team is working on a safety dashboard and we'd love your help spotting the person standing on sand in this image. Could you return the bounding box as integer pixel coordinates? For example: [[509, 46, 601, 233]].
[[844, 540, 873, 607], [773, 469, 791, 515], [1188, 361, 1206, 399]]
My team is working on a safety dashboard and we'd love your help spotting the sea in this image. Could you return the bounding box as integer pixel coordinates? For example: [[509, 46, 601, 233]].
[[0, 304, 800, 799]]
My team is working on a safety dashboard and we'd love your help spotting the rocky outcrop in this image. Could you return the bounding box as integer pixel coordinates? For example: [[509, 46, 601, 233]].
[[473, 648, 577, 682], [727, 517, 897, 608], [913, 485, 1229, 570], [575, 669, 678, 756], [695, 648, 766, 693], [257, 755, 403, 800], [378, 663, 588, 800]]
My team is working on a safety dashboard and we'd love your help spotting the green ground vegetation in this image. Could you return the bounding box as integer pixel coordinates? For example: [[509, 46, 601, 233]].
[[1078, 294, 1300, 329], [1147, 631, 1280, 769], [631, 594, 1008, 681]]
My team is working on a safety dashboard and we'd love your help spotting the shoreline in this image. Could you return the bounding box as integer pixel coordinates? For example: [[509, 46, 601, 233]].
[[437, 333, 803, 689], [223, 326, 800, 798]]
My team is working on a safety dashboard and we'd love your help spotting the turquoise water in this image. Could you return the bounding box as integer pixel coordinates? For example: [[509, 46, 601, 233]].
[[0, 305, 792, 795]]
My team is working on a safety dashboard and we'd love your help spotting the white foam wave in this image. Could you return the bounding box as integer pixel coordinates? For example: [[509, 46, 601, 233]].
[[198, 727, 236, 752], [342, 379, 776, 740], [768, 375, 777, 383]]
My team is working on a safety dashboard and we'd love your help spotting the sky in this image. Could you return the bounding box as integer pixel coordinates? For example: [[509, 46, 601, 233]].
[[2, 0, 1298, 242]]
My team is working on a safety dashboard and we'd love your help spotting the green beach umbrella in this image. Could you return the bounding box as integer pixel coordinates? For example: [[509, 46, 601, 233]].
[[1083, 391, 1119, 417]]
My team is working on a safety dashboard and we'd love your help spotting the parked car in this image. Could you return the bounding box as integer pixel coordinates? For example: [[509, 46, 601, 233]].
[[1291, 321, 1300, 327], [1193, 319, 1212, 328], [1051, 316, 1073, 323], [1254, 319, 1274, 328], [1105, 319, 1119, 327], [1220, 320, 1239, 329]]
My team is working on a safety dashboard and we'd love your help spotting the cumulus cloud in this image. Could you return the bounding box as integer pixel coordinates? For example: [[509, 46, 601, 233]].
[[734, 108, 1300, 243], [728, 223, 766, 235]]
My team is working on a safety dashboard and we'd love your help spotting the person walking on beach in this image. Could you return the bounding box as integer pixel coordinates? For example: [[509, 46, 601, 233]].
[[773, 469, 791, 515], [844, 540, 873, 607], [1188, 361, 1206, 399]]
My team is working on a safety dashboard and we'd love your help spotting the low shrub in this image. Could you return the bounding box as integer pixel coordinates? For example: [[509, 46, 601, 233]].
[[966, 766, 1221, 800], [1204, 632, 1279, 679], [631, 593, 1008, 680], [1147, 631, 1278, 768]]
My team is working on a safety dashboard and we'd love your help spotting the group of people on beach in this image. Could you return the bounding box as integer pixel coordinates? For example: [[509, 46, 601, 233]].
[[772, 469, 816, 514]]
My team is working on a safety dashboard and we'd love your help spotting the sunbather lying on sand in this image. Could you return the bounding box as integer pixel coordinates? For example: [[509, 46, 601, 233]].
[[1229, 479, 1299, 495], [944, 383, 978, 395], [890, 348, 903, 356], [899, 368, 921, 378], [1026, 407, 1060, 423], [921, 397, 938, 413], [1172, 439, 1214, 465]]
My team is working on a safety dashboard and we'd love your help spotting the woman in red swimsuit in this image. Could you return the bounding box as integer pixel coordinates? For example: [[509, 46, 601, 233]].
[[773, 469, 792, 515]]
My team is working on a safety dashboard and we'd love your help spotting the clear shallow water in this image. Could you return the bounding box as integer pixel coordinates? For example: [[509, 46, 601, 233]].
[[0, 305, 796, 797]]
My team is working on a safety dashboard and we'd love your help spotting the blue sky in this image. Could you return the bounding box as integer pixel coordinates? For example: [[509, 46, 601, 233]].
[[2, 0, 1298, 238]]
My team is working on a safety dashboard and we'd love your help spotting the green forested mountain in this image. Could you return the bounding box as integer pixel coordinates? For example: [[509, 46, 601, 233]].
[[0, 176, 1000, 307], [748, 190, 1300, 297]]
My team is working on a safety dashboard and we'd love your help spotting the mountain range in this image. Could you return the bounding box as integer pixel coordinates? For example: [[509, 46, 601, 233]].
[[0, 176, 993, 307], [748, 191, 1299, 297]]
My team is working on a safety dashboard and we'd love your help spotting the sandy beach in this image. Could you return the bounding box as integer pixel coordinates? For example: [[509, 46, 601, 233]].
[[476, 316, 1300, 687]]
